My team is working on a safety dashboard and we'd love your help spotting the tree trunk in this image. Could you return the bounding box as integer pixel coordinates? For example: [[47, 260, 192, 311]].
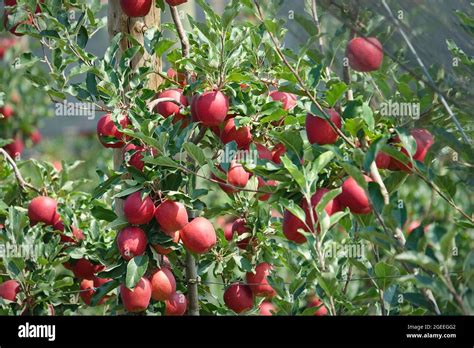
[[107, 1, 162, 217]]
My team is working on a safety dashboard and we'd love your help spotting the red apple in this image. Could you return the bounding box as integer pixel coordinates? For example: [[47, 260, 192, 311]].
[[120, 0, 152, 17], [231, 218, 254, 250], [165, 292, 187, 316], [54, 221, 85, 244], [180, 217, 216, 254], [272, 143, 286, 164], [259, 301, 276, 316], [155, 88, 188, 124], [223, 222, 234, 241], [246, 263, 276, 298], [227, 160, 249, 190], [120, 277, 152, 312], [301, 188, 341, 231], [282, 210, 308, 244], [96, 113, 129, 148], [4, 136, 24, 158], [123, 144, 157, 171], [337, 175, 373, 215], [255, 143, 273, 161], [306, 109, 342, 145], [0, 280, 20, 302], [28, 196, 60, 226], [307, 296, 328, 316], [269, 91, 297, 110], [80, 277, 111, 306], [0, 105, 14, 119], [393, 129, 434, 171], [30, 129, 42, 145], [117, 226, 148, 260], [224, 283, 254, 314], [257, 177, 277, 201], [167, 68, 186, 86], [123, 191, 155, 225], [152, 230, 179, 255], [154, 200, 188, 235], [220, 118, 252, 149], [150, 267, 176, 301], [346, 37, 383, 72], [375, 151, 392, 169], [72, 258, 105, 279], [166, 0, 188, 6], [194, 90, 229, 126]]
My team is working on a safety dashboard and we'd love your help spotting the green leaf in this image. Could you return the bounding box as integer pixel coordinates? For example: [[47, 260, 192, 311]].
[[281, 156, 306, 191], [374, 261, 399, 289], [184, 143, 206, 166], [126, 255, 149, 289], [325, 81, 347, 106], [395, 252, 441, 275], [90, 279, 120, 307]]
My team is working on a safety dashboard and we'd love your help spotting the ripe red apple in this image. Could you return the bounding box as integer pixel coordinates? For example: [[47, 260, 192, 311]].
[[0, 280, 20, 302], [80, 277, 111, 306], [375, 151, 392, 169], [224, 283, 254, 314], [54, 221, 85, 244], [220, 118, 252, 149], [123, 191, 155, 225], [346, 37, 383, 72], [301, 188, 341, 231], [120, 277, 152, 313], [194, 90, 229, 126], [28, 196, 60, 226], [307, 296, 328, 316], [257, 177, 277, 201], [166, 0, 188, 6], [117, 226, 148, 260], [393, 129, 434, 171], [227, 160, 250, 189], [150, 268, 176, 301], [30, 129, 42, 145], [167, 68, 186, 86], [306, 109, 342, 145], [154, 200, 188, 235], [120, 0, 152, 17], [165, 292, 187, 316], [155, 88, 188, 124], [337, 175, 373, 215], [0, 104, 14, 119], [96, 113, 129, 148], [259, 301, 276, 316], [231, 218, 254, 250], [282, 210, 308, 244], [269, 91, 297, 110], [246, 262, 276, 298], [123, 143, 157, 171], [255, 143, 273, 161], [152, 230, 179, 255], [180, 217, 217, 254], [272, 143, 286, 164], [72, 258, 105, 279], [223, 222, 234, 241], [4, 136, 24, 158]]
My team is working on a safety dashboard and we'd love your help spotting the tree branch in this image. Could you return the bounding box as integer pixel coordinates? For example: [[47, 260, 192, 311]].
[[0, 148, 42, 194]]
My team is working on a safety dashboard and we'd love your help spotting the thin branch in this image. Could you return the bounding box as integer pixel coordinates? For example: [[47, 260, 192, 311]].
[[0, 148, 42, 194], [380, 0, 470, 144], [253, 1, 356, 149]]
